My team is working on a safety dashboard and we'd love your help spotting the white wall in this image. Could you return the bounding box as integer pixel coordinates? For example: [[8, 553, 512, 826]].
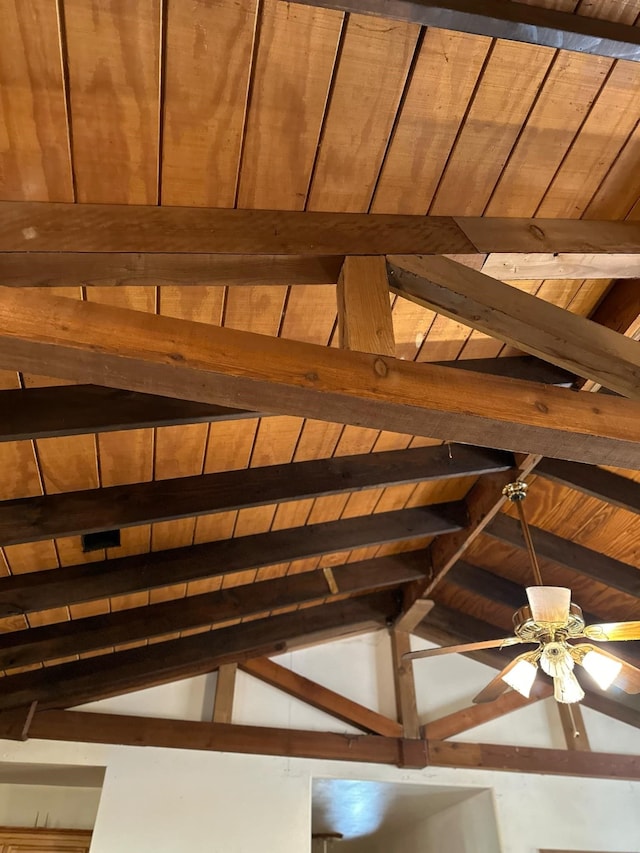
[[0, 783, 101, 830], [0, 630, 639, 853]]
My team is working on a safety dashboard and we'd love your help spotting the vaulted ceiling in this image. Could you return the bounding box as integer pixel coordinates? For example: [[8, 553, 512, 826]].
[[0, 0, 639, 735]]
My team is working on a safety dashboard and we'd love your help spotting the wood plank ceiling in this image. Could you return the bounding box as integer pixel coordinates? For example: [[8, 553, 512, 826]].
[[0, 0, 638, 721]]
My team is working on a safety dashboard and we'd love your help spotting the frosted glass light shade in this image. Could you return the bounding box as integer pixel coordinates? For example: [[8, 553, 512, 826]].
[[582, 650, 622, 690], [553, 670, 584, 704], [502, 659, 537, 698]]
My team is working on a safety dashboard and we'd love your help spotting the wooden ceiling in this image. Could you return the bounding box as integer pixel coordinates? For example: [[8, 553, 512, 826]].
[[0, 0, 639, 730]]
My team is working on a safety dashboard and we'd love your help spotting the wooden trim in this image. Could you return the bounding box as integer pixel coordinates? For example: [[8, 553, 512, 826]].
[[289, 0, 640, 62], [24, 710, 640, 778], [0, 289, 638, 467], [0, 443, 481, 546], [0, 358, 574, 443], [0, 594, 397, 711], [241, 657, 403, 737], [337, 256, 395, 356], [0, 553, 426, 668], [387, 254, 640, 399], [3, 203, 640, 255], [0, 507, 447, 617], [536, 458, 640, 515]]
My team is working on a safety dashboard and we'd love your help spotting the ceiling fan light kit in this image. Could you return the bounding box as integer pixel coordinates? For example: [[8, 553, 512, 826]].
[[404, 481, 640, 706]]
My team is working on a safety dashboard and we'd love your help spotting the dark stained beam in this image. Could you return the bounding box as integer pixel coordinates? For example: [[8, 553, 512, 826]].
[[0, 702, 38, 741], [536, 458, 640, 515], [0, 594, 397, 711], [0, 358, 573, 443], [29, 711, 423, 767], [0, 506, 449, 616], [240, 657, 403, 737], [486, 513, 640, 599], [0, 444, 484, 546], [24, 711, 640, 778], [0, 552, 425, 670], [0, 289, 638, 467], [387, 254, 640, 399], [0, 384, 259, 442], [0, 252, 344, 287], [427, 740, 640, 780], [291, 0, 640, 62], [4, 203, 640, 255]]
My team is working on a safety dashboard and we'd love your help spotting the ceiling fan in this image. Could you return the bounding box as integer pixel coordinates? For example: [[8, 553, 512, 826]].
[[404, 481, 640, 704]]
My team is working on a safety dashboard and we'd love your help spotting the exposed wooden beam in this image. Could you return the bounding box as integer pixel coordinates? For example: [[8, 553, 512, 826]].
[[387, 254, 640, 399], [0, 252, 344, 287], [0, 443, 480, 546], [0, 385, 259, 442], [6, 249, 639, 287], [24, 710, 640, 778], [28, 710, 425, 768], [424, 685, 551, 741], [338, 256, 395, 356], [536, 458, 640, 516], [0, 553, 425, 669], [0, 507, 443, 617], [590, 279, 640, 340], [486, 513, 640, 599], [240, 657, 403, 737], [0, 594, 397, 711], [391, 630, 421, 738], [427, 740, 640, 780], [0, 357, 574, 443], [557, 703, 590, 752], [481, 255, 640, 282], [290, 0, 640, 62], [212, 665, 237, 725], [4, 203, 640, 255], [0, 702, 38, 741], [0, 289, 638, 467]]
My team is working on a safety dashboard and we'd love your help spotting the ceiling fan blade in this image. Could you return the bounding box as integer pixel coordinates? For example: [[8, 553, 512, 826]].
[[574, 643, 640, 695], [473, 654, 532, 704], [526, 586, 571, 623], [403, 636, 522, 661], [584, 621, 640, 643]]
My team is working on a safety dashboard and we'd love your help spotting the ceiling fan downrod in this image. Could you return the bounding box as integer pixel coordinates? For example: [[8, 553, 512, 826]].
[[502, 480, 544, 586]]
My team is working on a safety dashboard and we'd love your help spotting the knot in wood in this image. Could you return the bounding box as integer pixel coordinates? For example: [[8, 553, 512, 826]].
[[528, 223, 546, 242], [374, 358, 388, 378]]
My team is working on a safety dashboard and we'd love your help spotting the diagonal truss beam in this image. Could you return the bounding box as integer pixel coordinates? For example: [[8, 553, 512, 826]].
[[290, 0, 640, 63], [0, 358, 574, 443], [0, 288, 638, 466], [387, 254, 640, 399]]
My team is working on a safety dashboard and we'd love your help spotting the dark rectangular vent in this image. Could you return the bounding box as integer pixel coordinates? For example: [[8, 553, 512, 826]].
[[81, 529, 121, 552]]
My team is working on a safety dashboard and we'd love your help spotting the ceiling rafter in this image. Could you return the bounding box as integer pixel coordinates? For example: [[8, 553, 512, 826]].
[[536, 458, 640, 515], [0, 443, 483, 547]]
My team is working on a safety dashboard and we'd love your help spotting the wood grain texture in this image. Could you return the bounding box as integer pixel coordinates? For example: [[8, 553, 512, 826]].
[[391, 629, 420, 738], [0, 288, 638, 466], [212, 664, 237, 724], [536, 458, 640, 514], [424, 688, 549, 741], [338, 256, 395, 355], [0, 1, 73, 201], [387, 254, 640, 397]]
